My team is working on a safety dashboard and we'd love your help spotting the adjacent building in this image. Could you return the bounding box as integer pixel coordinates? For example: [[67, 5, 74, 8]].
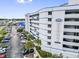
[[25, 0, 79, 58]]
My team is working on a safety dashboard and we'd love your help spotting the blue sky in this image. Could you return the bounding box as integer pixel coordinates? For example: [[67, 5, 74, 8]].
[[0, 0, 67, 18]]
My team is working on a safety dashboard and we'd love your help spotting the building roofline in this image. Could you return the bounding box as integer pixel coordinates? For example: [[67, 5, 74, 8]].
[[26, 3, 67, 15], [26, 2, 79, 15]]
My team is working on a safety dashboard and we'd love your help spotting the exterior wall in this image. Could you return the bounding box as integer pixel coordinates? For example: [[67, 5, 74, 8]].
[[25, 2, 79, 58], [25, 14, 30, 32], [39, 11, 52, 53], [51, 10, 65, 55], [63, 51, 78, 58]]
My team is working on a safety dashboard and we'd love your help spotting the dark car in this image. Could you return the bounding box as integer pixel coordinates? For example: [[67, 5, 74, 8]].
[[29, 49, 34, 53], [22, 49, 29, 55], [4, 38, 10, 40], [2, 40, 9, 43]]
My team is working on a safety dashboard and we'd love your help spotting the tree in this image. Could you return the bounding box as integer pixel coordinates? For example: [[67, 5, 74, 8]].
[[17, 28, 24, 32], [24, 41, 34, 49], [34, 39, 41, 46]]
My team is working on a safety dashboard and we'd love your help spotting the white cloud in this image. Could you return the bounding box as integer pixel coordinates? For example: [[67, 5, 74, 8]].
[[17, 0, 32, 4]]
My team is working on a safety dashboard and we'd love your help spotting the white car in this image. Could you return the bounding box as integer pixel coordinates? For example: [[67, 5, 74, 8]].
[[0, 48, 6, 54]]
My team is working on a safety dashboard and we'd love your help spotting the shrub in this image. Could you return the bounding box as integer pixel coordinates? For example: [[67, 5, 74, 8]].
[[35, 46, 41, 50], [24, 41, 34, 49], [36, 46, 52, 58], [34, 39, 41, 46], [0, 37, 4, 43], [17, 28, 24, 32], [2, 45, 8, 48], [38, 50, 52, 58]]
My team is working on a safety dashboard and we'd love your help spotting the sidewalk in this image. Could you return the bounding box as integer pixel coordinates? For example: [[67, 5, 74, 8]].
[[34, 47, 41, 58]]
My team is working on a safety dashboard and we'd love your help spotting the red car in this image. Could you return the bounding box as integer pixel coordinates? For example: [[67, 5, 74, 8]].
[[0, 53, 6, 58]]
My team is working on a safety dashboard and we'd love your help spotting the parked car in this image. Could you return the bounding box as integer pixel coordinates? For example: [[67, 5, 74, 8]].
[[21, 49, 29, 55], [0, 48, 6, 54], [2, 40, 9, 43], [29, 49, 34, 53], [4, 38, 10, 40], [0, 53, 6, 58], [20, 40, 26, 44]]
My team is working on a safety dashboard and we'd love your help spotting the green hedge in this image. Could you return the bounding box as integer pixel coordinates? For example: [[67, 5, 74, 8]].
[[17, 28, 24, 32], [36, 46, 52, 58], [23, 32, 34, 41], [35, 46, 63, 58], [34, 39, 41, 46], [0, 37, 4, 43], [2, 45, 8, 48], [24, 41, 34, 49], [35, 46, 41, 50]]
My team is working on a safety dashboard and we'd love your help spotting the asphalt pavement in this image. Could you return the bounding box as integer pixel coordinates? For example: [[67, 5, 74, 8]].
[[8, 26, 23, 58]]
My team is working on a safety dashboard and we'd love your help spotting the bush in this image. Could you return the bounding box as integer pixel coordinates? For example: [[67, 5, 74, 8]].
[[34, 39, 41, 46], [2, 45, 8, 48], [17, 28, 24, 32], [35, 46, 41, 50], [38, 50, 52, 58], [36, 46, 52, 58], [0, 37, 4, 43], [0, 29, 7, 35], [24, 41, 34, 49]]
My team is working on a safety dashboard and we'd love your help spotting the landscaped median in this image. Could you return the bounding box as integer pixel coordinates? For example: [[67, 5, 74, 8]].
[[0, 28, 7, 43], [35, 46, 53, 58]]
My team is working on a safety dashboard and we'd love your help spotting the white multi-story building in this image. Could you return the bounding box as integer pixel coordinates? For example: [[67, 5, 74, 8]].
[[25, 0, 79, 58]]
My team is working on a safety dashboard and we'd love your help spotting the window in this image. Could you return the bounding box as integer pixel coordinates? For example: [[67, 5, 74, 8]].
[[73, 39, 79, 43], [72, 46, 78, 49], [65, 18, 79, 21], [74, 33, 79, 36], [64, 32, 74, 35], [65, 9, 79, 14], [63, 44, 78, 50], [47, 42, 51, 45], [37, 33, 39, 35], [48, 24, 52, 28], [48, 30, 51, 33], [33, 23, 39, 25], [30, 19, 32, 21], [48, 11, 52, 15], [63, 38, 79, 43], [64, 25, 75, 29], [47, 36, 51, 39], [64, 32, 79, 36], [48, 18, 52, 21], [63, 38, 73, 42], [63, 44, 71, 48], [64, 25, 79, 29]]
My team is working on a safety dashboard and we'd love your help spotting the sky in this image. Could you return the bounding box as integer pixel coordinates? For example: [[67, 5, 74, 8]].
[[0, 0, 67, 18]]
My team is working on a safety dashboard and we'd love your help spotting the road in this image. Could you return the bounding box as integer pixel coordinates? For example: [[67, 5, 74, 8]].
[[9, 26, 23, 58]]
